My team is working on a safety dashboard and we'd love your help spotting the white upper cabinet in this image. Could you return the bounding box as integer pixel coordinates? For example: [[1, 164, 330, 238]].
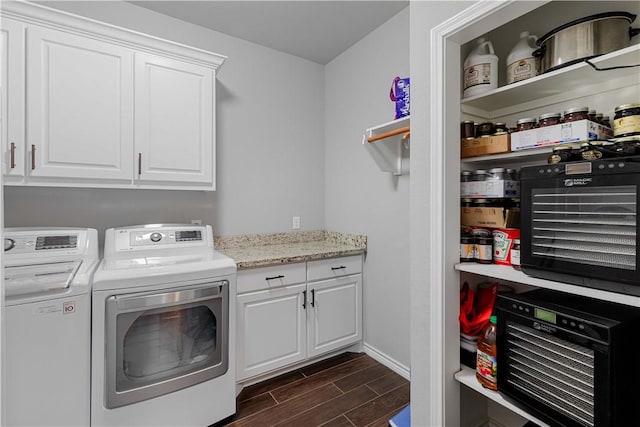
[[1, 18, 25, 182], [134, 53, 214, 186], [0, 1, 226, 190], [26, 25, 134, 182]]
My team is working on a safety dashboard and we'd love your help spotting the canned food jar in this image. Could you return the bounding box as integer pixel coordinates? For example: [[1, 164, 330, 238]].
[[488, 168, 507, 180], [595, 113, 604, 124], [511, 239, 521, 271], [563, 107, 589, 123], [461, 121, 475, 139], [506, 168, 517, 180], [460, 234, 475, 262], [588, 110, 597, 122], [538, 112, 561, 127], [548, 144, 574, 164], [494, 123, 508, 134], [461, 170, 473, 182], [602, 116, 611, 128], [613, 103, 640, 138], [478, 122, 495, 136], [578, 141, 614, 161], [475, 236, 493, 264], [492, 228, 520, 266], [472, 170, 488, 181], [613, 139, 640, 156], [516, 117, 537, 131]]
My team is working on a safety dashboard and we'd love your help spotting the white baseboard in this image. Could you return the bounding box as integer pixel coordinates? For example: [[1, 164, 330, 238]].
[[363, 343, 410, 380]]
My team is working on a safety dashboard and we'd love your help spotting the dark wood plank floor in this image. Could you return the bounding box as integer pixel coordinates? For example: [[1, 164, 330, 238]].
[[221, 352, 410, 427]]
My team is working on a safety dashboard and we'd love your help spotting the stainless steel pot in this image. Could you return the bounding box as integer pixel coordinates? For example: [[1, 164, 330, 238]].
[[534, 11, 639, 73]]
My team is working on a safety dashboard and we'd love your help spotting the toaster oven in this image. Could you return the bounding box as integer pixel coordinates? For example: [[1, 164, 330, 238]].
[[496, 289, 640, 427], [520, 156, 640, 295]]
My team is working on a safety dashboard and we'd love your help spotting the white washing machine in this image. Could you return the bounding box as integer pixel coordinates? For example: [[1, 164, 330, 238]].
[[91, 224, 237, 427], [3, 227, 99, 426]]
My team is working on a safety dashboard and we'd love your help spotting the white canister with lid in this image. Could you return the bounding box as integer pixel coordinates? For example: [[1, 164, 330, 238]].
[[506, 31, 540, 84], [463, 37, 498, 98]]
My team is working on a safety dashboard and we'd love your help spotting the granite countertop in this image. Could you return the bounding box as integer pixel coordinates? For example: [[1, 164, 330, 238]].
[[214, 230, 367, 269]]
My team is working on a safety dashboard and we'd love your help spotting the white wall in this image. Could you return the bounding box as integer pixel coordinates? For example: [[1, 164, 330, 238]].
[[4, 1, 325, 239], [325, 8, 410, 371]]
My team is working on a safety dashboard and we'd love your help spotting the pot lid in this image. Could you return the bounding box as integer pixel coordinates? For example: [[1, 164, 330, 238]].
[[537, 11, 637, 46]]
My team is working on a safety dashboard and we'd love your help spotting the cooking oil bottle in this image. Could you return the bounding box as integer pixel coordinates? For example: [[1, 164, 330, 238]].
[[506, 31, 539, 84], [476, 315, 497, 390]]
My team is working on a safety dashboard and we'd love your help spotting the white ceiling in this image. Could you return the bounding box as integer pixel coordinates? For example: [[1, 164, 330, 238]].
[[129, 1, 409, 64]]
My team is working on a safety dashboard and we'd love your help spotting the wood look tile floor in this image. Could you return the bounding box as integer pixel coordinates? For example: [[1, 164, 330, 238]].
[[218, 352, 410, 427]]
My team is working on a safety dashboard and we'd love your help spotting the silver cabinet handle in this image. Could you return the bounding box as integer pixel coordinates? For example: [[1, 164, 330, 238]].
[[138, 153, 142, 176], [10, 142, 15, 169], [31, 144, 35, 170]]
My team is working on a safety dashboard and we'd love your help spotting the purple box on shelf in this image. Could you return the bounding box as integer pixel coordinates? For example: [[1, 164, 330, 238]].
[[390, 76, 410, 119]]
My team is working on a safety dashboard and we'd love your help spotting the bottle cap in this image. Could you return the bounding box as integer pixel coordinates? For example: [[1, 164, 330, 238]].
[[490, 315, 497, 324]]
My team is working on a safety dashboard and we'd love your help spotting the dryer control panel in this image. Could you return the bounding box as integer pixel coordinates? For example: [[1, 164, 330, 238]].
[[107, 224, 214, 254]]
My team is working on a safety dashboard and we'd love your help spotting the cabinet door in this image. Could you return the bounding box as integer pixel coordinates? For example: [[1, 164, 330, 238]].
[[1, 18, 25, 181], [237, 284, 307, 381], [134, 52, 214, 187], [26, 26, 134, 181], [308, 274, 362, 358]]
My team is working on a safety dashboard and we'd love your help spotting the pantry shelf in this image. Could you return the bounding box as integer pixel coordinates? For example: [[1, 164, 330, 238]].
[[363, 116, 410, 176], [455, 263, 640, 308], [461, 146, 550, 166], [455, 366, 551, 427], [461, 44, 640, 116]]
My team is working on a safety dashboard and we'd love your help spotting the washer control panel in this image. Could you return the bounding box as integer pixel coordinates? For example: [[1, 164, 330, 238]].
[[110, 225, 210, 253]]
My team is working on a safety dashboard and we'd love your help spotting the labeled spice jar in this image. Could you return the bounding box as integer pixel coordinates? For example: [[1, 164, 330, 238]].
[[516, 117, 537, 131], [538, 112, 561, 127], [563, 107, 589, 123], [548, 144, 574, 164], [511, 239, 521, 271], [613, 103, 640, 138]]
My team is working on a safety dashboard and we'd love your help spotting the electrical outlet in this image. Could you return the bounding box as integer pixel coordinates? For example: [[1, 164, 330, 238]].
[[292, 216, 301, 230], [191, 219, 202, 225]]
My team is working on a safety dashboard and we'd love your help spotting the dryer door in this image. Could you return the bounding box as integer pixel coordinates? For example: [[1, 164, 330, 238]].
[[105, 281, 228, 408]]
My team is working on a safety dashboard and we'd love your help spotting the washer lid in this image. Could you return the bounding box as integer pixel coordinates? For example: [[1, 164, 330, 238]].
[[4, 260, 81, 297]]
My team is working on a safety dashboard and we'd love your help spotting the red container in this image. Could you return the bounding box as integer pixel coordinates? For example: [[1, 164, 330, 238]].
[[492, 228, 520, 265]]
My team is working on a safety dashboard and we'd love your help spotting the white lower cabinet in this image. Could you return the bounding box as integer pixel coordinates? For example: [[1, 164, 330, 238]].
[[236, 255, 363, 382]]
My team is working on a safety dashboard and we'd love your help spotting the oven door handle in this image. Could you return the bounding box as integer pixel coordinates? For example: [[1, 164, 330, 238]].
[[116, 281, 227, 310]]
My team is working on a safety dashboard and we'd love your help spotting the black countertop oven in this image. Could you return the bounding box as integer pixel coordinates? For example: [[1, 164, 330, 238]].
[[519, 156, 640, 296], [496, 289, 640, 427]]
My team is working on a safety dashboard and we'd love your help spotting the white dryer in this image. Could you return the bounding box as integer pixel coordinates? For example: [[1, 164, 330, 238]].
[[91, 224, 237, 427], [3, 227, 99, 426]]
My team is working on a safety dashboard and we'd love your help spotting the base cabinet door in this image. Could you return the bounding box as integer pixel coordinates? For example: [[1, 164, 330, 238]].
[[236, 284, 307, 381], [307, 274, 362, 358], [26, 25, 134, 181]]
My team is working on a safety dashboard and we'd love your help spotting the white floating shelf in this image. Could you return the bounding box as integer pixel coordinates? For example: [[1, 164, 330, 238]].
[[363, 116, 410, 176], [461, 146, 550, 166], [455, 366, 551, 427], [461, 44, 640, 114], [455, 263, 640, 307]]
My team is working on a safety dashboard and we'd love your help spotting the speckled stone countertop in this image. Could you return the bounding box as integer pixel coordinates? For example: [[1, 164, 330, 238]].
[[214, 231, 367, 269]]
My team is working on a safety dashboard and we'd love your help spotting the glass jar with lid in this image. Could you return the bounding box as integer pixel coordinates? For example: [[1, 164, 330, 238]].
[[563, 107, 589, 123], [472, 169, 489, 181], [595, 113, 604, 124], [478, 122, 494, 136], [538, 112, 561, 127], [494, 123, 508, 134], [461, 170, 473, 182], [488, 168, 507, 180], [516, 117, 537, 131], [505, 168, 518, 180], [548, 144, 574, 164], [613, 103, 640, 138], [613, 139, 640, 156], [578, 141, 614, 161], [588, 110, 597, 122]]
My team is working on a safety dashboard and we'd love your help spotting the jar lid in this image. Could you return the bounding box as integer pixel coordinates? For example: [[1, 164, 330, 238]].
[[595, 113, 603, 118], [615, 103, 640, 112], [516, 117, 537, 125], [473, 169, 487, 174], [462, 120, 474, 124], [495, 122, 506, 126], [589, 140, 604, 146], [552, 144, 572, 151], [589, 110, 596, 114], [461, 170, 472, 175], [488, 167, 506, 173], [506, 168, 516, 173], [539, 112, 561, 120], [564, 106, 589, 114], [580, 142, 591, 147]]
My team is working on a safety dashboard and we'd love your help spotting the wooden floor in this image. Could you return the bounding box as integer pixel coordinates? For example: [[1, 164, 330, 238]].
[[221, 352, 410, 427]]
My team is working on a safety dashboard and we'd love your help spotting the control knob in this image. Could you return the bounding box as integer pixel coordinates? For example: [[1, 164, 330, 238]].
[[150, 232, 162, 243]]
